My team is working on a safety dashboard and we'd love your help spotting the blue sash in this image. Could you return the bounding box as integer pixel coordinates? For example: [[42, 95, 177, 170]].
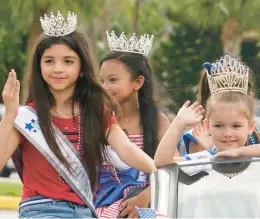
[[95, 167, 146, 207]]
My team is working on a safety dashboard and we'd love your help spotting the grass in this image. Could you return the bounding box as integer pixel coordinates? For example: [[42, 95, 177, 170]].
[[0, 181, 22, 197]]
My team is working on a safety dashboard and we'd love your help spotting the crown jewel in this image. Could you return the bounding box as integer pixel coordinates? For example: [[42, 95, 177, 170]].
[[106, 31, 154, 56], [205, 55, 249, 94], [40, 11, 77, 37]]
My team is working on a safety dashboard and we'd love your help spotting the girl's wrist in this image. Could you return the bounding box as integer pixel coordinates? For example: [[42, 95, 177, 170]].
[[238, 147, 246, 157], [172, 116, 186, 129]]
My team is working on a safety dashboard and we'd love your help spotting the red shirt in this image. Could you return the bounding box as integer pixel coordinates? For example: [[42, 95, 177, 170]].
[[20, 103, 117, 205]]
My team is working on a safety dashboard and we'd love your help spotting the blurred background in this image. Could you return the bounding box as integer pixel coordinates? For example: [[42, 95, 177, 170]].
[[1, 0, 260, 112], [1, 1, 260, 216]]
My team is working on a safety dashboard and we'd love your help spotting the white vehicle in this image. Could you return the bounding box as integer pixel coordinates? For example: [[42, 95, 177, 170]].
[[149, 158, 260, 218]]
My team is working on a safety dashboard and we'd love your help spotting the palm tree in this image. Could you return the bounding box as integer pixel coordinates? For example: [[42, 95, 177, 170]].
[[165, 0, 260, 58]]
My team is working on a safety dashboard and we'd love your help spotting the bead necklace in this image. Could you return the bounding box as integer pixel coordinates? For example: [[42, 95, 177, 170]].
[[49, 101, 83, 183]]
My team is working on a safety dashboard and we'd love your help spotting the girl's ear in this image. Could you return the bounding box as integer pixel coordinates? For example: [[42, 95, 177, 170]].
[[248, 91, 254, 99], [133, 75, 145, 91], [249, 119, 256, 135]]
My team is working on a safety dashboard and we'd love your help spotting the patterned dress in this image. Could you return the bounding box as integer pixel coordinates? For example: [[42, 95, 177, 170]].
[[95, 133, 149, 218]]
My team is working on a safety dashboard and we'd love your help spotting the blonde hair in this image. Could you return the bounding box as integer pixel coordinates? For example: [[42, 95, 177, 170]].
[[197, 68, 255, 110], [206, 91, 254, 120]]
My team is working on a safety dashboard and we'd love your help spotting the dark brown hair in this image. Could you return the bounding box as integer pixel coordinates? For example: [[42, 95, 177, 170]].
[[100, 51, 158, 158], [27, 31, 113, 189]]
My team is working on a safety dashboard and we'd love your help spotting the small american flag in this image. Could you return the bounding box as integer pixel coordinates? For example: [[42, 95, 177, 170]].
[[136, 207, 156, 218], [136, 207, 168, 218]]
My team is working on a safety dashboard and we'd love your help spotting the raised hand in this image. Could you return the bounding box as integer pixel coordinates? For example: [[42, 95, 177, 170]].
[[193, 119, 213, 150], [176, 101, 205, 127], [2, 69, 20, 118]]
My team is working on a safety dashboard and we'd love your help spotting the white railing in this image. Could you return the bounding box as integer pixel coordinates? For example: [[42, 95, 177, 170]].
[[151, 158, 260, 218]]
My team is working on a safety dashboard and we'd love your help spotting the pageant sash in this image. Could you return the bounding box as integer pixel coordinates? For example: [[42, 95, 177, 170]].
[[14, 106, 97, 216], [184, 149, 215, 161], [178, 150, 216, 176], [104, 146, 131, 170]]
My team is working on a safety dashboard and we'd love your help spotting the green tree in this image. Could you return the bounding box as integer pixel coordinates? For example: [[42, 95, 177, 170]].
[[8, 0, 104, 102], [165, 0, 260, 58], [0, 2, 27, 102], [96, 0, 173, 57], [152, 24, 222, 111]]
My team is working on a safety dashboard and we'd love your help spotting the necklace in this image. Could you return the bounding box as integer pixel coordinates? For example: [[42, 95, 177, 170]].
[[221, 172, 239, 179], [49, 101, 83, 183], [213, 162, 250, 180]]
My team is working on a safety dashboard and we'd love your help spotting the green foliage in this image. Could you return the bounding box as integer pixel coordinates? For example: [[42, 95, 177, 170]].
[[243, 41, 260, 97], [0, 181, 22, 197], [0, 0, 260, 106], [166, 0, 260, 30], [151, 24, 222, 111], [0, 29, 26, 80], [9, 0, 104, 32], [0, 2, 27, 102]]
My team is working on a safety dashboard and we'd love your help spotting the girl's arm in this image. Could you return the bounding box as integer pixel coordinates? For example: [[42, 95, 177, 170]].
[[107, 124, 156, 173], [0, 119, 20, 171], [214, 145, 260, 159], [154, 117, 186, 168], [154, 101, 204, 168], [158, 112, 180, 156], [0, 70, 21, 171]]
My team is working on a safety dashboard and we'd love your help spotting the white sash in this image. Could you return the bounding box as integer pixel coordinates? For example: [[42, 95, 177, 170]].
[[104, 145, 147, 181], [14, 106, 97, 216], [178, 150, 215, 176], [104, 146, 131, 170]]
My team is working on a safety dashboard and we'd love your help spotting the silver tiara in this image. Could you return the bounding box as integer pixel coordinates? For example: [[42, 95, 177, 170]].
[[206, 55, 249, 94], [106, 31, 154, 56], [40, 11, 77, 37]]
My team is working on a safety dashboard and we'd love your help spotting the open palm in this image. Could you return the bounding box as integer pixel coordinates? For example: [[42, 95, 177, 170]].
[[193, 119, 213, 150], [176, 101, 205, 127], [2, 70, 20, 118]]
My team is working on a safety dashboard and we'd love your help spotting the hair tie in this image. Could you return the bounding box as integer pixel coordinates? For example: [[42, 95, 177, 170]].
[[202, 62, 213, 71]]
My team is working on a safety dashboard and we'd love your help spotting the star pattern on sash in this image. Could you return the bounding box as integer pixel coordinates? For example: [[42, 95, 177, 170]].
[[25, 121, 38, 133], [25, 122, 33, 131]]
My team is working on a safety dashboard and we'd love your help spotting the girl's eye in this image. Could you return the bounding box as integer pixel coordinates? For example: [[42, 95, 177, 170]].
[[45, 60, 53, 63], [234, 125, 241, 128], [65, 60, 74, 64], [110, 78, 117, 82], [215, 125, 223, 128]]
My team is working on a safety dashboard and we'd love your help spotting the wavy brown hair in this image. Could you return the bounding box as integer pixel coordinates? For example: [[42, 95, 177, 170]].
[[27, 31, 113, 189]]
